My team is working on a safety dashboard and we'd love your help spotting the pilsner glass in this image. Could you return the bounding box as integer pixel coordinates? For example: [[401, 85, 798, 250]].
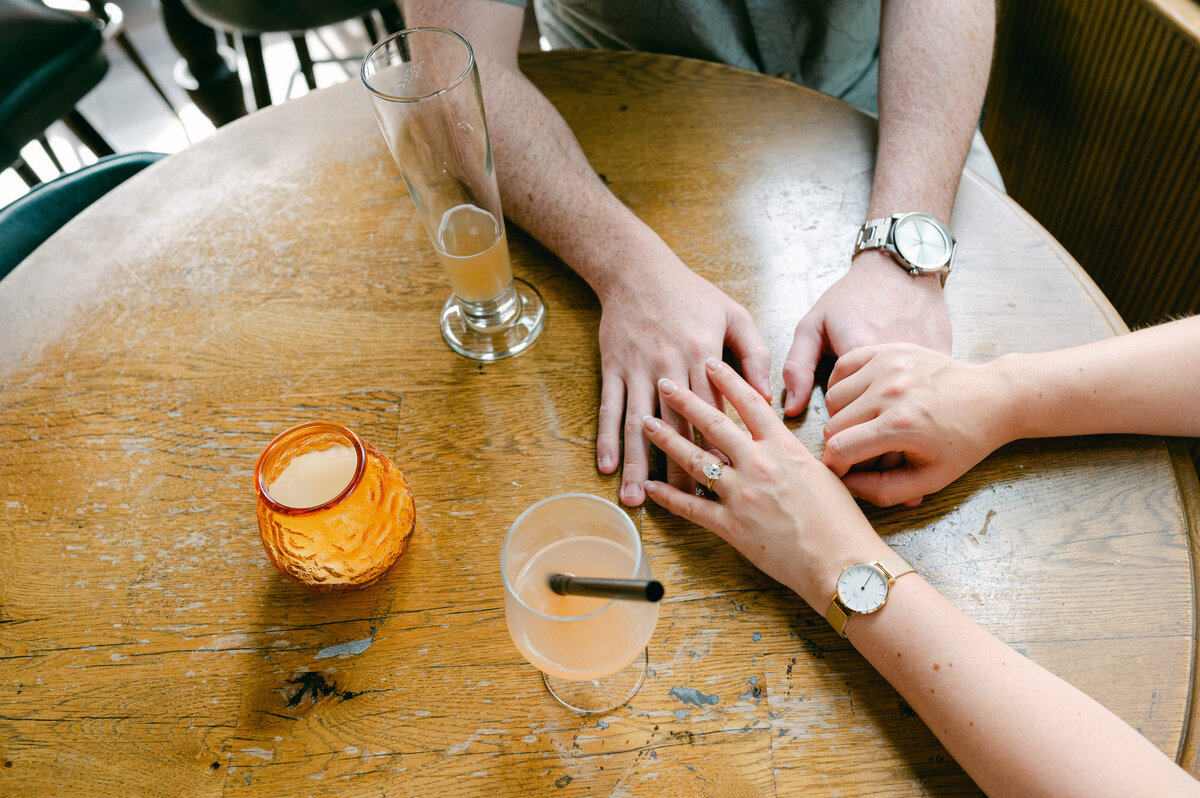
[[502, 494, 659, 713], [361, 27, 545, 361]]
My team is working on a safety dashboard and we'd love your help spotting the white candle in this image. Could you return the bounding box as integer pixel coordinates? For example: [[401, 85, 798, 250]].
[[268, 444, 357, 508]]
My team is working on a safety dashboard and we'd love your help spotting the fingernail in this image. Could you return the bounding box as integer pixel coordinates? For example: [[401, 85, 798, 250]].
[[643, 416, 661, 431], [658, 378, 677, 395], [705, 357, 721, 371], [599, 454, 612, 470], [643, 480, 658, 494]]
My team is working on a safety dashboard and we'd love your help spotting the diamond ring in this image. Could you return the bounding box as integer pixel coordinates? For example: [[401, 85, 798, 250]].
[[702, 461, 724, 491]]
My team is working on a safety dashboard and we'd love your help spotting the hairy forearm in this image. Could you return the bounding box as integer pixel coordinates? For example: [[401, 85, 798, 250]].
[[869, 0, 995, 221], [990, 316, 1200, 440], [844, 575, 1195, 796], [401, 1, 680, 300], [475, 65, 682, 298]]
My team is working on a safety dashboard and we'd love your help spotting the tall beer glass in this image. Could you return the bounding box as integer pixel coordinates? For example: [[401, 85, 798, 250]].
[[361, 27, 545, 360]]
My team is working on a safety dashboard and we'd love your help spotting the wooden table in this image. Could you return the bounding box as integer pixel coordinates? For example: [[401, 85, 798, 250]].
[[1, 51, 1197, 795]]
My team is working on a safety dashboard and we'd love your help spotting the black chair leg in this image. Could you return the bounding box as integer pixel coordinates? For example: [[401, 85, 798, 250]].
[[361, 13, 381, 45], [63, 110, 115, 157], [114, 31, 179, 114], [292, 34, 317, 91], [158, 0, 248, 127], [241, 34, 272, 109], [378, 3, 404, 34], [12, 158, 41, 187], [36, 134, 65, 173]]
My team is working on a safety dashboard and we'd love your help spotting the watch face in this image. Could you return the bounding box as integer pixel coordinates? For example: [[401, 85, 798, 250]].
[[893, 214, 952, 269], [837, 563, 889, 614]]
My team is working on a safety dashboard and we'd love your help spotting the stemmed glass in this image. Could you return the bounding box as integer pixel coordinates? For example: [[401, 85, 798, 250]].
[[502, 494, 660, 713], [361, 27, 545, 360]]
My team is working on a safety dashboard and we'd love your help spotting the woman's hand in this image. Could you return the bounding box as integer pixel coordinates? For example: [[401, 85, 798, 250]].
[[822, 344, 1014, 506], [641, 358, 889, 611]]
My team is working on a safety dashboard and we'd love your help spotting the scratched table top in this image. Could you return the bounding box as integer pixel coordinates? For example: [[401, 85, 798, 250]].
[[1, 51, 1197, 795]]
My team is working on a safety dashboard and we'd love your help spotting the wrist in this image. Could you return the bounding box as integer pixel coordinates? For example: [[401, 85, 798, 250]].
[[586, 232, 687, 306], [849, 248, 945, 295], [983, 353, 1037, 444], [796, 520, 895, 613]]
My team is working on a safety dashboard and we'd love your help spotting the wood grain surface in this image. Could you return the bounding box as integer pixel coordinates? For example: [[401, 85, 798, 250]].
[[0, 51, 1196, 796]]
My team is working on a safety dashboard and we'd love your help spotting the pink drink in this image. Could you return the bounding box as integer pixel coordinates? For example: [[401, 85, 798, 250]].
[[509, 535, 657, 681]]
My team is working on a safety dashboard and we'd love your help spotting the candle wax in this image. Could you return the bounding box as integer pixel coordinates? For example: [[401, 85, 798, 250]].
[[268, 444, 357, 508]]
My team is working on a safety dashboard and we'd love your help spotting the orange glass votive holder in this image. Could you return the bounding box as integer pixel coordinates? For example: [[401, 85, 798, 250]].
[[254, 422, 415, 591]]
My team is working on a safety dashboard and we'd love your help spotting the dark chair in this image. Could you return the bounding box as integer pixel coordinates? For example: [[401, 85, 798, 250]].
[[180, 0, 404, 109], [0, 0, 115, 186], [84, 0, 180, 116], [0, 150, 165, 280]]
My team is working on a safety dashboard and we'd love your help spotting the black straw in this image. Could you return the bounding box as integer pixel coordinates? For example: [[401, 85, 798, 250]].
[[549, 573, 664, 602]]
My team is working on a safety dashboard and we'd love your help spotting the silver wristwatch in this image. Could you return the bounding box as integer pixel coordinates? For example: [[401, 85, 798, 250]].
[[854, 212, 957, 286]]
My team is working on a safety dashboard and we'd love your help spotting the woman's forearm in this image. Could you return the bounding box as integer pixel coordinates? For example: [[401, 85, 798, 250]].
[[991, 316, 1200, 441], [846, 575, 1196, 796]]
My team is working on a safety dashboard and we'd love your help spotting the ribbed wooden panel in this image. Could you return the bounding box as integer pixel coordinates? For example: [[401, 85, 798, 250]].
[[983, 0, 1200, 330]]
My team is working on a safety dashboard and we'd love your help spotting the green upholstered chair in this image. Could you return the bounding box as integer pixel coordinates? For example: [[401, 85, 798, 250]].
[[0, 0, 115, 186], [0, 151, 164, 281]]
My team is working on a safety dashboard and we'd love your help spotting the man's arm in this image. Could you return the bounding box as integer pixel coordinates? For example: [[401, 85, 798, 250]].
[[401, 0, 771, 506], [782, 0, 995, 414]]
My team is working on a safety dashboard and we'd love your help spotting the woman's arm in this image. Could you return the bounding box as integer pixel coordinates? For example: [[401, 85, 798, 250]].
[[821, 315, 1200, 506], [642, 358, 1198, 796]]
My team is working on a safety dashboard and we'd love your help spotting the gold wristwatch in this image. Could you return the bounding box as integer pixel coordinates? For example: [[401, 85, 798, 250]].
[[854, 212, 956, 286], [826, 554, 917, 637]]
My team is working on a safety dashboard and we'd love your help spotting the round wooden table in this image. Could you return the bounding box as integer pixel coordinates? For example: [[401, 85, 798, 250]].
[[1, 52, 1196, 795]]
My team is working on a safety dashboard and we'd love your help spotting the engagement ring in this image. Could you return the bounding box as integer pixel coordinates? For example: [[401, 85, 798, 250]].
[[702, 462, 724, 490]]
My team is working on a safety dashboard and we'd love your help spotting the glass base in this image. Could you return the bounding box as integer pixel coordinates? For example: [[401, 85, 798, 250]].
[[440, 278, 545, 361], [543, 648, 648, 714]]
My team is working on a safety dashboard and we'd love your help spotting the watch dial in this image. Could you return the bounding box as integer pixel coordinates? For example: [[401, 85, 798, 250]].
[[837, 563, 889, 613], [894, 215, 951, 269]]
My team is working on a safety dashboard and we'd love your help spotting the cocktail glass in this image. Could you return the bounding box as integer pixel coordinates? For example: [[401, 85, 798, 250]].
[[502, 494, 659, 713], [361, 27, 545, 361]]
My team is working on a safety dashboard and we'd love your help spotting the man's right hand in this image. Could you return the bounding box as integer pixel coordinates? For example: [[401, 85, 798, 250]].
[[597, 263, 771, 506]]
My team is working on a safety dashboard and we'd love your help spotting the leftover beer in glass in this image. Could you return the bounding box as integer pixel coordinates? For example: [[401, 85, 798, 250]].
[[361, 26, 545, 361]]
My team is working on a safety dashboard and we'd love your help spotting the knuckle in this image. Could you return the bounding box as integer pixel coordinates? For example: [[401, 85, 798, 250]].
[[889, 408, 917, 431], [684, 339, 709, 361], [736, 385, 765, 408], [824, 434, 846, 458], [688, 449, 711, 475], [695, 411, 731, 439]]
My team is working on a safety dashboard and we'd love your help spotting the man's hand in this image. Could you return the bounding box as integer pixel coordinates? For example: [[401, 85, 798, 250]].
[[597, 265, 770, 507], [781, 250, 952, 416]]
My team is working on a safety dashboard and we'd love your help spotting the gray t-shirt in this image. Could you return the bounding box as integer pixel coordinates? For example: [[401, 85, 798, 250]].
[[494, 0, 1005, 188], [516, 0, 882, 113]]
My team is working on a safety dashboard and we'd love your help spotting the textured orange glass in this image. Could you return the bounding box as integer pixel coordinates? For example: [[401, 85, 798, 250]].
[[254, 422, 415, 591]]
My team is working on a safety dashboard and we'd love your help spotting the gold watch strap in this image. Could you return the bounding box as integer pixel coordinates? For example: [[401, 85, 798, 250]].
[[877, 554, 916, 582], [826, 597, 852, 638], [825, 554, 917, 638]]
